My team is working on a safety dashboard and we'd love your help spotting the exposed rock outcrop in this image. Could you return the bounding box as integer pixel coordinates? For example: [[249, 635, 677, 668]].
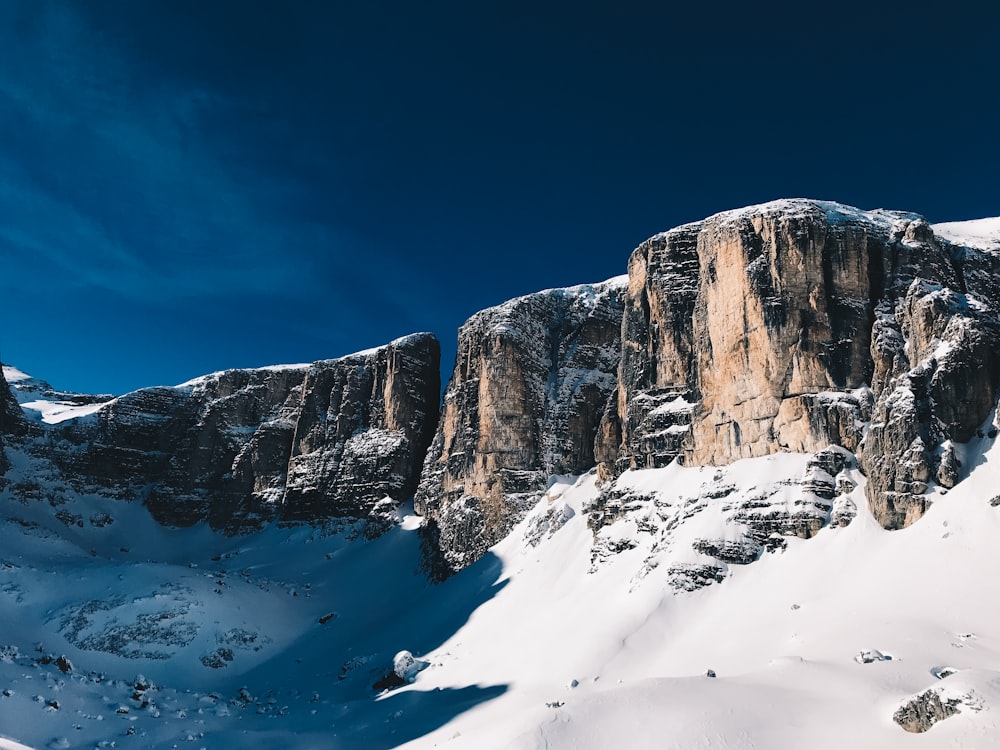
[[893, 686, 982, 733], [415, 279, 625, 575], [582, 446, 867, 591], [5, 200, 998, 569], [610, 200, 1000, 531], [6, 334, 440, 534]]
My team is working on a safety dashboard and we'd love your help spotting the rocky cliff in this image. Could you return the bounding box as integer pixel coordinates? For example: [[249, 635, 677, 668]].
[[608, 199, 1000, 531], [3, 334, 440, 534], [281, 334, 441, 526], [3, 200, 997, 575], [414, 279, 626, 575]]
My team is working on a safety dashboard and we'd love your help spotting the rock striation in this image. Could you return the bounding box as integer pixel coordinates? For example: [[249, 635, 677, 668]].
[[414, 279, 625, 575], [4, 334, 440, 533], [613, 225, 701, 473], [281, 335, 441, 526]]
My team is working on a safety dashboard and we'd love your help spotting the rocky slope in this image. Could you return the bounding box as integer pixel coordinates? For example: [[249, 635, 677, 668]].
[[1, 333, 440, 533], [414, 279, 626, 575]]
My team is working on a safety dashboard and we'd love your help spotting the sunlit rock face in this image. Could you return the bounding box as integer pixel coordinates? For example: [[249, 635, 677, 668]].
[[414, 279, 625, 575], [610, 199, 1000, 531], [413, 200, 1000, 575]]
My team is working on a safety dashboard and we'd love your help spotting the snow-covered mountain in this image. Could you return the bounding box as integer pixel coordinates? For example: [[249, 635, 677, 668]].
[[2, 200, 1000, 749]]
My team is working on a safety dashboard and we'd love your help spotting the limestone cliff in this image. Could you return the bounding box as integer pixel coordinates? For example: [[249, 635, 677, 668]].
[[614, 223, 700, 472], [4, 334, 440, 534], [282, 334, 441, 524], [414, 279, 625, 575], [611, 199, 1000, 531]]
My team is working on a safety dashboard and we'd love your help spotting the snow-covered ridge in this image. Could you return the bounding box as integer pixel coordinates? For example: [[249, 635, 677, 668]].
[[324, 331, 437, 363], [654, 200, 1000, 257], [176, 332, 437, 388], [933, 216, 1000, 252], [705, 198, 924, 230], [1, 366, 33, 384], [650, 198, 925, 242], [176, 363, 312, 389], [468, 275, 628, 329]]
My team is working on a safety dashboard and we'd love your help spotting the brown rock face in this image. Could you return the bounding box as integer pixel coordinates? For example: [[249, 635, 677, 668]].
[[415, 279, 625, 574], [689, 203, 879, 464], [612, 200, 1000, 530], [893, 687, 979, 733]]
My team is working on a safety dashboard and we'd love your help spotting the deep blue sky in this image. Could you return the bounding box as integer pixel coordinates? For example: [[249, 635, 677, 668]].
[[1, 1, 997, 394]]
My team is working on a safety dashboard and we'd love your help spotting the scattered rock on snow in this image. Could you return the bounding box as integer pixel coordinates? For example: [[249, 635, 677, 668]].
[[930, 666, 960, 680], [894, 686, 982, 733], [393, 650, 429, 683], [854, 648, 893, 664], [54, 655, 73, 673]]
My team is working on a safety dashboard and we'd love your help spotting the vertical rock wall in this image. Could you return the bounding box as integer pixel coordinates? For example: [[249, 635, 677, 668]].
[[414, 279, 625, 574], [282, 334, 441, 523], [613, 224, 701, 471], [0, 366, 23, 476], [612, 199, 1000, 532], [9, 334, 440, 534]]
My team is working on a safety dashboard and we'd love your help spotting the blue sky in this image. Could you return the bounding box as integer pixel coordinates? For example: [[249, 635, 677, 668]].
[[1, 1, 997, 394]]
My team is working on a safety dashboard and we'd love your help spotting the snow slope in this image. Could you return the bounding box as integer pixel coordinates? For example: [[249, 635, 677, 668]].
[[390, 433, 1000, 749], [2, 366, 113, 424], [933, 217, 1000, 252], [2, 377, 1000, 747]]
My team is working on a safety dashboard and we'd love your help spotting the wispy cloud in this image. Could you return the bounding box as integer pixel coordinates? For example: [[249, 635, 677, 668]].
[[0, 2, 342, 303]]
